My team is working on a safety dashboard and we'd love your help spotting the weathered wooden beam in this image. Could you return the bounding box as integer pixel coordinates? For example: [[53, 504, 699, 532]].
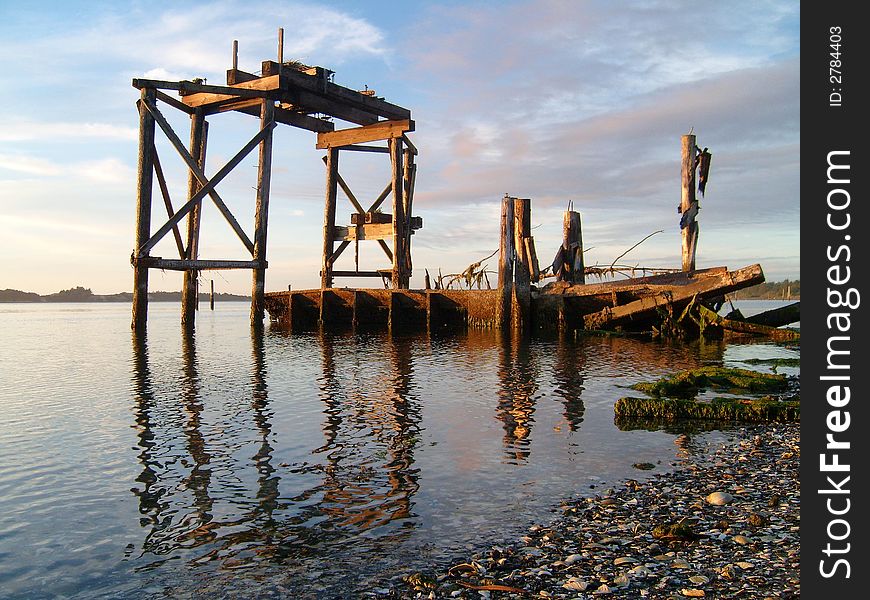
[[390, 137, 406, 288], [512, 197, 531, 331], [137, 115, 273, 256], [135, 257, 264, 270], [226, 69, 258, 85], [334, 222, 393, 241], [330, 240, 351, 263], [156, 90, 194, 114], [339, 144, 390, 154], [330, 270, 391, 278], [744, 301, 800, 327], [320, 155, 366, 214], [401, 134, 418, 156], [316, 119, 414, 149], [680, 134, 698, 271], [367, 182, 393, 214], [497, 194, 515, 328], [132, 89, 156, 331], [283, 88, 379, 126], [525, 236, 540, 282], [151, 149, 185, 258], [539, 267, 727, 296], [266, 64, 412, 121], [232, 103, 335, 133], [321, 147, 339, 288], [583, 264, 765, 329], [251, 100, 275, 324], [182, 110, 208, 328], [133, 77, 279, 99]]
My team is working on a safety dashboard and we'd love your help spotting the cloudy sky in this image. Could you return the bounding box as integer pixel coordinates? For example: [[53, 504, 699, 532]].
[[0, 0, 799, 294]]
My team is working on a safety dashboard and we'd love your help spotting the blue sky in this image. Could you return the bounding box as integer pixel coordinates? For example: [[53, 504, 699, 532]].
[[0, 0, 799, 294]]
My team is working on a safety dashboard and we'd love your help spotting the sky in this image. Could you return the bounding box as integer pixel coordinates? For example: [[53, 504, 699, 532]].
[[0, 0, 799, 295]]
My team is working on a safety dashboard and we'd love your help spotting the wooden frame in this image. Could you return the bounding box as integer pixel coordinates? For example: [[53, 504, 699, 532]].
[[131, 47, 417, 330]]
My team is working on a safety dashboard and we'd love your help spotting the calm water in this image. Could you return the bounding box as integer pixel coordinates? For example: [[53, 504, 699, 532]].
[[0, 301, 798, 599]]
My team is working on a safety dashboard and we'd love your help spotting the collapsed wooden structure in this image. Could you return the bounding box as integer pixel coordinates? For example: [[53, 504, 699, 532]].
[[130, 35, 417, 331]]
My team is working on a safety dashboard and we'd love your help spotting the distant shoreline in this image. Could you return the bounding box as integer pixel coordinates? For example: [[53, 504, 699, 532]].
[[1, 286, 249, 303]]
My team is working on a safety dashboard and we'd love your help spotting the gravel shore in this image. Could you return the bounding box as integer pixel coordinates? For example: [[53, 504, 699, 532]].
[[386, 424, 800, 600]]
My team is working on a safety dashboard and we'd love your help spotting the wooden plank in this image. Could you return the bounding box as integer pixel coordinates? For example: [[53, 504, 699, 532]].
[[744, 301, 800, 327], [539, 266, 728, 296], [525, 236, 540, 282], [226, 69, 259, 84], [232, 103, 334, 133], [137, 257, 264, 270], [334, 222, 393, 241], [320, 155, 366, 214], [141, 98, 259, 256], [321, 147, 339, 288], [367, 182, 393, 214], [134, 77, 279, 99], [251, 100, 275, 324], [583, 264, 765, 329], [132, 90, 156, 332], [316, 119, 414, 149], [331, 270, 391, 277], [339, 144, 390, 153], [284, 88, 379, 126]]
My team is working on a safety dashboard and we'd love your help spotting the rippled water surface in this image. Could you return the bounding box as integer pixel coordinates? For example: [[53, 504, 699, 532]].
[[0, 301, 798, 598]]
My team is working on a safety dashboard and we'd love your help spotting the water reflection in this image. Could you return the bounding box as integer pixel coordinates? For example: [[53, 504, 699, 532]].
[[129, 328, 423, 579], [551, 331, 587, 432], [496, 331, 540, 463]]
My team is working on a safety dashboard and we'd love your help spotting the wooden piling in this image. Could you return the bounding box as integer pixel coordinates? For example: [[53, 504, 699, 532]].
[[181, 108, 208, 328], [680, 134, 698, 271], [497, 195, 515, 328], [512, 197, 531, 331], [210, 279, 215, 310], [562, 211, 584, 283], [321, 147, 339, 288], [250, 100, 275, 324], [132, 88, 156, 331], [390, 137, 407, 288]]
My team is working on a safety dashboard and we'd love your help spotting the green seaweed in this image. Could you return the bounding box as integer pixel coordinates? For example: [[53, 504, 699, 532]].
[[740, 358, 801, 367], [614, 396, 799, 422], [629, 366, 789, 399]]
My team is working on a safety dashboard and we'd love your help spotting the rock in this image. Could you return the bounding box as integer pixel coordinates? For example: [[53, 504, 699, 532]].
[[681, 589, 705, 597], [562, 578, 588, 592], [594, 584, 612, 595], [688, 575, 709, 585], [733, 535, 752, 545], [613, 557, 636, 566], [736, 561, 754, 570], [705, 491, 734, 506], [613, 574, 630, 587], [563, 553, 582, 564]]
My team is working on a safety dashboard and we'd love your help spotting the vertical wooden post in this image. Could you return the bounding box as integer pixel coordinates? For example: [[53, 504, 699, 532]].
[[402, 148, 415, 288], [182, 109, 208, 328], [251, 100, 275, 325], [562, 211, 585, 283], [210, 279, 215, 310], [321, 147, 339, 288], [232, 40, 238, 71], [132, 88, 156, 331], [512, 197, 531, 332], [680, 134, 698, 271], [390, 137, 406, 288], [497, 194, 515, 328]]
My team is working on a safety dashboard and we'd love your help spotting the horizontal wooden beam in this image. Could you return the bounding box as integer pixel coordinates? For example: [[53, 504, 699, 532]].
[[133, 257, 266, 271], [155, 90, 194, 114], [339, 144, 390, 153], [233, 103, 335, 133], [284, 87, 379, 126], [226, 69, 259, 85], [330, 270, 392, 278], [335, 223, 393, 241], [317, 119, 414, 149], [133, 77, 278, 101]]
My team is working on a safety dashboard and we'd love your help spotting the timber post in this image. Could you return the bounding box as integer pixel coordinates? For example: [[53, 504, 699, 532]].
[[321, 147, 339, 288], [181, 108, 208, 328], [390, 137, 407, 288], [497, 194, 515, 328], [680, 134, 698, 271], [512, 197, 531, 332], [132, 87, 156, 331], [562, 210, 585, 283], [251, 99, 275, 324]]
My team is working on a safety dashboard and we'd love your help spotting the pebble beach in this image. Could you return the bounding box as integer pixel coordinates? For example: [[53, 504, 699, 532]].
[[385, 423, 800, 600]]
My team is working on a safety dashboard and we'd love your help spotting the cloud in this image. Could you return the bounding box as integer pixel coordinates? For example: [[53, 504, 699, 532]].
[[0, 119, 138, 142]]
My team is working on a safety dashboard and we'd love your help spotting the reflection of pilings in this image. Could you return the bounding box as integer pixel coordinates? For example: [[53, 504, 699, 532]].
[[180, 330, 213, 522], [250, 328, 278, 521], [314, 332, 421, 530], [130, 331, 161, 521], [551, 330, 586, 432], [496, 329, 539, 463]]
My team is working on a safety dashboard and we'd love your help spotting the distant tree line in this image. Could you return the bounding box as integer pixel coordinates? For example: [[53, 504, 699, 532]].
[[730, 279, 799, 300], [1, 286, 249, 303]]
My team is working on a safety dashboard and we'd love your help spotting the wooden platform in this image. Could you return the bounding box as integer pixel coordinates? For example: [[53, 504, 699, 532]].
[[264, 264, 769, 333]]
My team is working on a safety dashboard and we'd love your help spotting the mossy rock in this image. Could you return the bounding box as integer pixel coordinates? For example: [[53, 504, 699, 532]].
[[614, 396, 799, 422], [741, 358, 801, 368], [630, 366, 789, 399]]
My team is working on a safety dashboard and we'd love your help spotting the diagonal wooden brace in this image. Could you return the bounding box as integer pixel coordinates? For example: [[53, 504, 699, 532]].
[[136, 106, 275, 256]]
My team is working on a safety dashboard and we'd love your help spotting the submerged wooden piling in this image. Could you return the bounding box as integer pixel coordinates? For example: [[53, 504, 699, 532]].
[[251, 100, 275, 325], [680, 134, 698, 271], [562, 210, 584, 284], [181, 109, 208, 328], [512, 197, 531, 331]]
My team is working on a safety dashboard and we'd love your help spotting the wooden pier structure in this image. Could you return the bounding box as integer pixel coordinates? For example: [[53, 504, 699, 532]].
[[130, 32, 418, 331], [128, 37, 786, 338]]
